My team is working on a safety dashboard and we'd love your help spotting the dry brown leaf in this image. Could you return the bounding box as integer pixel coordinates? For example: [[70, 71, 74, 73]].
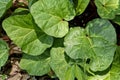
[[7, 73, 22, 80]]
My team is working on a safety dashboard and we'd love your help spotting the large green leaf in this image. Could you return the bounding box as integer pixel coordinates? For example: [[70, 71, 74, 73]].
[[64, 18, 117, 72], [0, 0, 12, 18], [88, 46, 120, 80], [3, 12, 53, 56], [0, 39, 9, 69], [95, 0, 119, 19], [20, 50, 51, 76], [30, 0, 75, 38], [50, 47, 70, 80], [73, 0, 90, 15]]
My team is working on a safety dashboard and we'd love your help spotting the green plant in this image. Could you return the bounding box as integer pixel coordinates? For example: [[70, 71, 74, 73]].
[[0, 0, 120, 80], [0, 39, 9, 70]]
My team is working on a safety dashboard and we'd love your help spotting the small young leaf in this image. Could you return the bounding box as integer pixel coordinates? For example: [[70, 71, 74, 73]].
[[3, 12, 53, 56], [75, 65, 85, 80], [50, 47, 69, 80], [112, 15, 120, 26], [65, 65, 75, 80], [73, 0, 90, 15], [95, 0, 119, 19], [0, 39, 9, 69], [0, 74, 7, 80], [12, 8, 29, 15], [64, 18, 117, 72], [20, 50, 50, 76], [0, 0, 12, 18], [114, 46, 120, 64], [30, 0, 75, 38]]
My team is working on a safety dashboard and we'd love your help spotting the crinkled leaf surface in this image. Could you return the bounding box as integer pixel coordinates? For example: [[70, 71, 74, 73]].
[[30, 0, 75, 38], [112, 15, 120, 26], [88, 46, 120, 80], [0, 0, 12, 18], [64, 18, 116, 72], [20, 50, 50, 76], [73, 0, 90, 15], [50, 47, 69, 80], [0, 39, 9, 69], [3, 12, 53, 56], [95, 0, 119, 19]]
